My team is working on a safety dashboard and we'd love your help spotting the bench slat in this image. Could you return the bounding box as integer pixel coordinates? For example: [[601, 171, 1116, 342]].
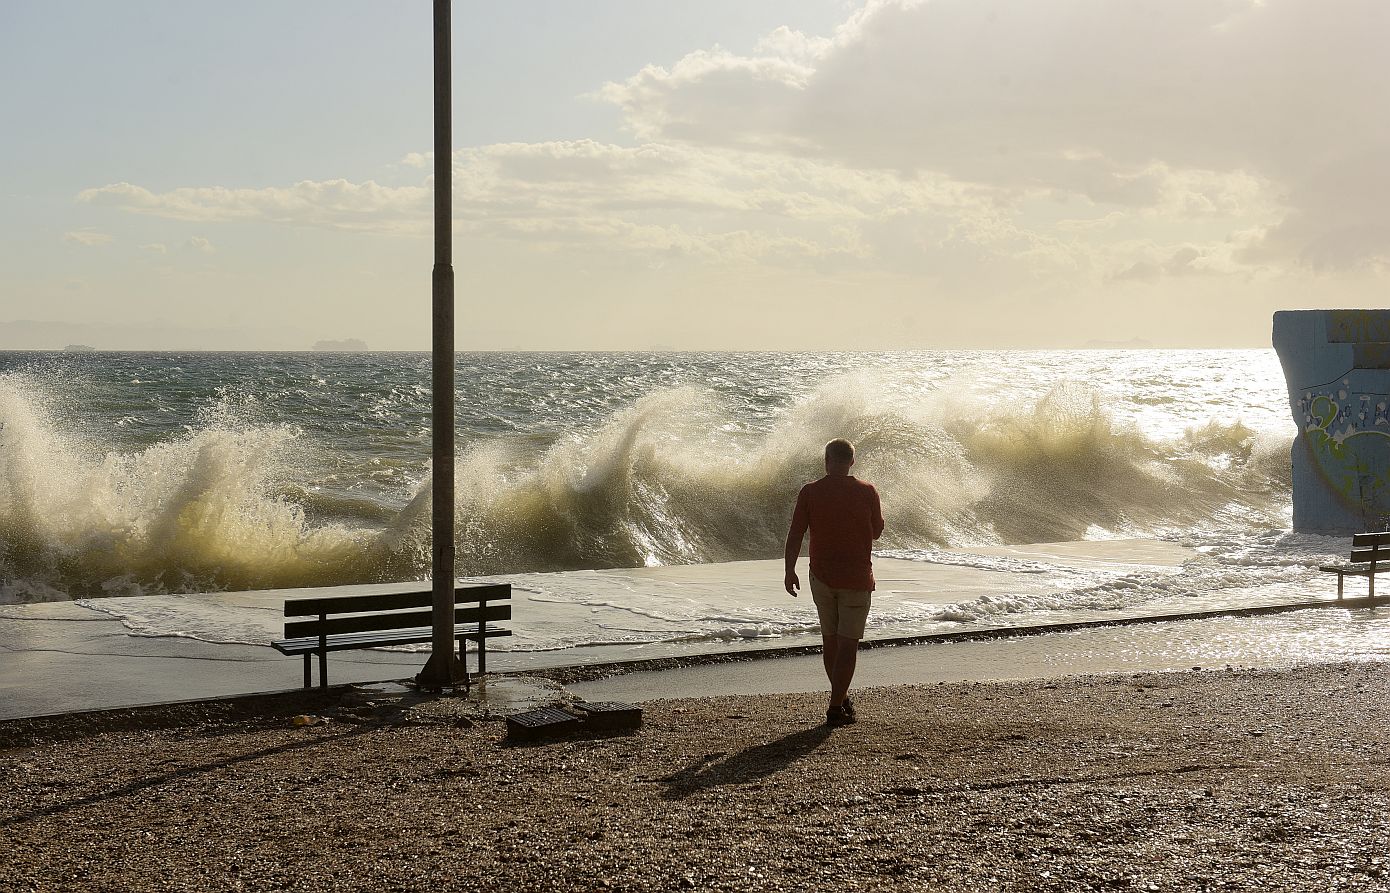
[[273, 627, 512, 654], [1348, 548, 1390, 564], [284, 583, 511, 617], [1351, 533, 1390, 548], [283, 603, 511, 639], [271, 625, 512, 656], [1320, 565, 1375, 575]]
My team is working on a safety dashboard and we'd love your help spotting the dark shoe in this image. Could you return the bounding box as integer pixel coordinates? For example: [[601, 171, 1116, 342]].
[[826, 705, 856, 727], [842, 697, 857, 722]]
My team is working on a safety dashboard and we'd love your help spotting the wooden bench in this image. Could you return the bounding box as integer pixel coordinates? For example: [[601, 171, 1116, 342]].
[[271, 584, 511, 689], [1320, 533, 1390, 599]]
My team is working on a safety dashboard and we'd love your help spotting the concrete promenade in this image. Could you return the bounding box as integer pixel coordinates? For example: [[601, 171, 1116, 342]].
[[4, 539, 1383, 720]]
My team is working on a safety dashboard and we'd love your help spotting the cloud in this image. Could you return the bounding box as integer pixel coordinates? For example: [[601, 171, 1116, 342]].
[[595, 49, 819, 150], [598, 0, 1389, 271], [141, 243, 168, 254], [448, 139, 986, 265], [72, 0, 1387, 285], [71, 137, 1259, 279], [76, 140, 975, 267], [63, 230, 113, 246], [186, 236, 214, 253], [78, 179, 429, 233], [1113, 245, 1206, 282]]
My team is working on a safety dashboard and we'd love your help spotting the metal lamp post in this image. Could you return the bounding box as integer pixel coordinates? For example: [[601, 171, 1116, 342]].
[[417, 0, 464, 690]]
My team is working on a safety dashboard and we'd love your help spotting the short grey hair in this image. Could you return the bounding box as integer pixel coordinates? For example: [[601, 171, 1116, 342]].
[[825, 439, 855, 463]]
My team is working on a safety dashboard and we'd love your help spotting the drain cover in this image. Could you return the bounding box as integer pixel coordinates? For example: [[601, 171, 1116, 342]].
[[573, 701, 643, 731], [506, 706, 580, 741]]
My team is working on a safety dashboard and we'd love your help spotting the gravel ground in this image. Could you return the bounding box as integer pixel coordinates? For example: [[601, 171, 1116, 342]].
[[3, 662, 1390, 892]]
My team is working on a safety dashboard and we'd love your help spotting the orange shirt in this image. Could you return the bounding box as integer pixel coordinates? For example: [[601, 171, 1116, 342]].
[[787, 475, 884, 591]]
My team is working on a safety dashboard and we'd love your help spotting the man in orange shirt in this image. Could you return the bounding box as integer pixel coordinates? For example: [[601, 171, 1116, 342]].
[[784, 438, 884, 727]]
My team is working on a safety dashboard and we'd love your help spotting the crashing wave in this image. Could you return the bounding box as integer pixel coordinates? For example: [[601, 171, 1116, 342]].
[[0, 370, 1291, 601]]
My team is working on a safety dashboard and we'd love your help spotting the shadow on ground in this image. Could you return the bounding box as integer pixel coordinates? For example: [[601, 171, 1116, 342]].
[[659, 724, 833, 800]]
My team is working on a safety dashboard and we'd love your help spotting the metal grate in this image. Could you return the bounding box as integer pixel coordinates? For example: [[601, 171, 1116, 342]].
[[572, 701, 643, 731], [505, 707, 581, 741]]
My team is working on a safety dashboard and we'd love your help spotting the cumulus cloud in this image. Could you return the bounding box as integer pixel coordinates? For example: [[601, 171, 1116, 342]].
[[598, 0, 1389, 271], [72, 0, 1387, 285], [63, 230, 113, 246], [447, 140, 904, 263], [186, 236, 214, 253]]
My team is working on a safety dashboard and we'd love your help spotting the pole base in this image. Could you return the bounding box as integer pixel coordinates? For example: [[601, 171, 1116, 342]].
[[415, 652, 467, 693]]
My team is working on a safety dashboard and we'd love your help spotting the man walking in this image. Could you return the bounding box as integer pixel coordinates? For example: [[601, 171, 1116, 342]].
[[784, 438, 884, 727]]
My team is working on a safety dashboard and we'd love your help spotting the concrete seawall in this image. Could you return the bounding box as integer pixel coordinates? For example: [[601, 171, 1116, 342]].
[[1273, 309, 1390, 534]]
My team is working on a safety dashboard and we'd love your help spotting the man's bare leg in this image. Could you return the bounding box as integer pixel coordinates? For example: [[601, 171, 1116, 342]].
[[821, 633, 838, 685], [829, 634, 859, 707]]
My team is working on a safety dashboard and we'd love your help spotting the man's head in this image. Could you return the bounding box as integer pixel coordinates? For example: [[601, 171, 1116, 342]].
[[824, 438, 855, 475]]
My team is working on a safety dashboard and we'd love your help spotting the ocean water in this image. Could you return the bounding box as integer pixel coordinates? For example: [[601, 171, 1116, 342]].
[[2, 348, 1359, 659]]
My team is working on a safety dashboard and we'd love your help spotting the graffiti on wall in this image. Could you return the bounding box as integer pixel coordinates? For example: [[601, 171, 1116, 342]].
[[1296, 377, 1390, 521]]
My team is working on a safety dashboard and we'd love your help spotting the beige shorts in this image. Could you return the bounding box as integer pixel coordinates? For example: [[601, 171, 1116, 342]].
[[809, 573, 872, 640]]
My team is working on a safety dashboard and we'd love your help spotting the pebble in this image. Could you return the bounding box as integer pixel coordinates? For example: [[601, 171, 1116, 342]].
[[2, 662, 1388, 891]]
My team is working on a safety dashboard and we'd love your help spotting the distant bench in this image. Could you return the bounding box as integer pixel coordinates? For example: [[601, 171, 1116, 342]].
[[271, 584, 511, 689], [1320, 533, 1390, 599]]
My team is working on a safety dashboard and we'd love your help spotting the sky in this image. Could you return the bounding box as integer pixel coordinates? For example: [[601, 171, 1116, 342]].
[[1, 0, 1387, 351]]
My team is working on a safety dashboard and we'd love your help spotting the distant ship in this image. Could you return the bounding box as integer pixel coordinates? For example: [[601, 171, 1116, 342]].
[[62, 344, 96, 352]]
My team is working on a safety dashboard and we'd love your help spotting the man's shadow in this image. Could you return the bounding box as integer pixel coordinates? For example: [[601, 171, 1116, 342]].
[[659, 724, 833, 800]]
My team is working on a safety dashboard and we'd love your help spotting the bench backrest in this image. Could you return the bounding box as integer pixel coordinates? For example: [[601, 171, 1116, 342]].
[[1349, 532, 1390, 563], [284, 584, 511, 639]]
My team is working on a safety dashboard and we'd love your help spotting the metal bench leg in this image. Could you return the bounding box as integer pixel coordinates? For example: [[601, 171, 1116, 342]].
[[303, 654, 312, 688], [478, 599, 488, 681], [318, 622, 329, 689]]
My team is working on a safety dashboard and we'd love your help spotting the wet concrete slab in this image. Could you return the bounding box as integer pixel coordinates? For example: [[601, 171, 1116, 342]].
[[0, 541, 1200, 719], [0, 609, 426, 720]]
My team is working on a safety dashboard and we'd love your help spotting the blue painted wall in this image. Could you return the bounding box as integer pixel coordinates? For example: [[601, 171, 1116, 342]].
[[1273, 310, 1390, 534]]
